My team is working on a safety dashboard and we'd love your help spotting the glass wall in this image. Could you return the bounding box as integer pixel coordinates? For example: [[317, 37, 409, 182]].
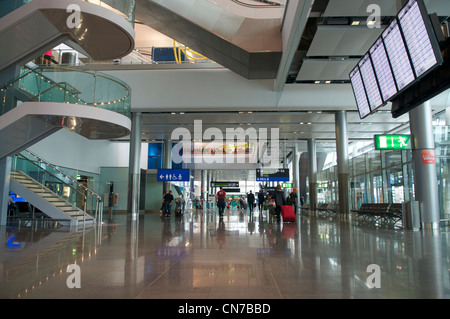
[[316, 111, 450, 220]]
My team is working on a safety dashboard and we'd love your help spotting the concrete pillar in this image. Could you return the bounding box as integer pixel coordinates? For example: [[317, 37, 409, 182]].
[[335, 111, 350, 216], [308, 139, 317, 211], [293, 144, 300, 211], [409, 101, 440, 231], [163, 139, 172, 194], [127, 112, 142, 220]]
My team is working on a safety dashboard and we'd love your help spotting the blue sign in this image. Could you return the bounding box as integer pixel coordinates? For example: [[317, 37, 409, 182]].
[[256, 168, 289, 182], [157, 169, 190, 182]]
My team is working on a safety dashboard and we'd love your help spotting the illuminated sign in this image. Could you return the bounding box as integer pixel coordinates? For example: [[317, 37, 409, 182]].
[[256, 168, 289, 182], [374, 134, 412, 150]]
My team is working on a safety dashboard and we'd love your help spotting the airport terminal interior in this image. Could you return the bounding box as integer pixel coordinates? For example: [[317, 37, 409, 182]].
[[1, 0, 450, 300]]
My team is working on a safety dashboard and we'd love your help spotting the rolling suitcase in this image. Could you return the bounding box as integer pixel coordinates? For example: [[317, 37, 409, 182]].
[[281, 205, 295, 222]]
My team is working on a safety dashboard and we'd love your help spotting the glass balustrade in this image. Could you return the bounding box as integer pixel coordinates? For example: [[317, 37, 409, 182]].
[[85, 0, 136, 27], [11, 150, 103, 221], [0, 66, 131, 118]]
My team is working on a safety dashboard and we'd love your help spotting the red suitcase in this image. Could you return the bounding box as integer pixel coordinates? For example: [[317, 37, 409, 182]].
[[281, 205, 295, 222]]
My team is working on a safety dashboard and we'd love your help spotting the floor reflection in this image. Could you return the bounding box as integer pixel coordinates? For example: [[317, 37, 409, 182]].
[[0, 207, 449, 299]]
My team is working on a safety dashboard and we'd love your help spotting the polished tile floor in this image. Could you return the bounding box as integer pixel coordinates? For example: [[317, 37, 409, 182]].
[[1, 207, 449, 299]]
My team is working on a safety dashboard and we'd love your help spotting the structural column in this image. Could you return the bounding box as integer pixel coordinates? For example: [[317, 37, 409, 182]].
[[163, 139, 172, 194], [308, 139, 317, 211], [127, 112, 142, 220], [335, 111, 350, 216], [409, 101, 440, 231], [293, 144, 300, 211], [201, 170, 206, 201], [0, 65, 20, 225]]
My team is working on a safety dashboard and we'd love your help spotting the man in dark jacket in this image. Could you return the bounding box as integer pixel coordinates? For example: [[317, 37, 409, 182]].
[[257, 190, 265, 213], [163, 190, 174, 217], [247, 190, 255, 213], [273, 185, 285, 223]]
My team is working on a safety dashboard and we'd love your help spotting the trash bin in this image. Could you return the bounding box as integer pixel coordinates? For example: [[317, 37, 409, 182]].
[[61, 52, 77, 65], [402, 201, 421, 230]]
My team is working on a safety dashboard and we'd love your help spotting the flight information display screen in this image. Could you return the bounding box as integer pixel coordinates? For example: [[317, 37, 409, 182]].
[[398, 0, 442, 78], [359, 53, 383, 111], [382, 19, 416, 92], [349, 0, 444, 119], [369, 38, 398, 102], [350, 66, 371, 119]]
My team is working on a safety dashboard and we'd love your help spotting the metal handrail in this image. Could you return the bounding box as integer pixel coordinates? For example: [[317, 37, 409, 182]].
[[231, 0, 283, 8], [14, 154, 88, 221], [23, 149, 102, 200], [21, 149, 103, 222]]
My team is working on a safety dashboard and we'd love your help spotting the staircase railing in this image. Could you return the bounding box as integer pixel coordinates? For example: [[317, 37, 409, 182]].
[[11, 149, 103, 223], [0, 65, 131, 118]]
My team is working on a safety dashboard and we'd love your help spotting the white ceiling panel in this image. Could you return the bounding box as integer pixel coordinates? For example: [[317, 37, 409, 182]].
[[323, 0, 397, 17], [306, 26, 384, 57], [323, 0, 450, 17], [296, 59, 359, 81]]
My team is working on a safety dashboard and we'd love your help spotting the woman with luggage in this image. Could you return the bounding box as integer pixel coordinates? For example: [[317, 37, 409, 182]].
[[273, 184, 286, 223]]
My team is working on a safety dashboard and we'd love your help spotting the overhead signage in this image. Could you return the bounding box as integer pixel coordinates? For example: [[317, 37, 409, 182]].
[[256, 168, 289, 182], [374, 134, 412, 150], [210, 181, 239, 188], [157, 169, 190, 182], [349, 0, 444, 119], [282, 183, 293, 188], [350, 65, 371, 119]]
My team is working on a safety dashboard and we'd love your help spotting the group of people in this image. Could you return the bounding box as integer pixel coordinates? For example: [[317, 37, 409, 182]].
[[159, 186, 301, 222], [215, 185, 300, 223], [160, 190, 185, 217]]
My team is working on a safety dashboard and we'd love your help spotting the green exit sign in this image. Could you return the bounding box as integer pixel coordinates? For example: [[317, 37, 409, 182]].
[[282, 183, 293, 188], [374, 134, 412, 150]]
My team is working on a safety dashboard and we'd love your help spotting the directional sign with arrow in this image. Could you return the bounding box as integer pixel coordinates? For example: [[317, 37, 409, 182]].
[[157, 169, 190, 182]]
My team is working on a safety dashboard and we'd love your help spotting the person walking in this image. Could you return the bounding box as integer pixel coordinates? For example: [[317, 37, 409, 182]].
[[163, 190, 174, 217], [216, 187, 227, 218], [273, 185, 286, 223], [247, 190, 255, 213], [257, 190, 265, 213]]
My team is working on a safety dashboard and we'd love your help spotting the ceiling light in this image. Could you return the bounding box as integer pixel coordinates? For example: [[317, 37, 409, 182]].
[[315, 81, 321, 84], [352, 21, 361, 26]]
